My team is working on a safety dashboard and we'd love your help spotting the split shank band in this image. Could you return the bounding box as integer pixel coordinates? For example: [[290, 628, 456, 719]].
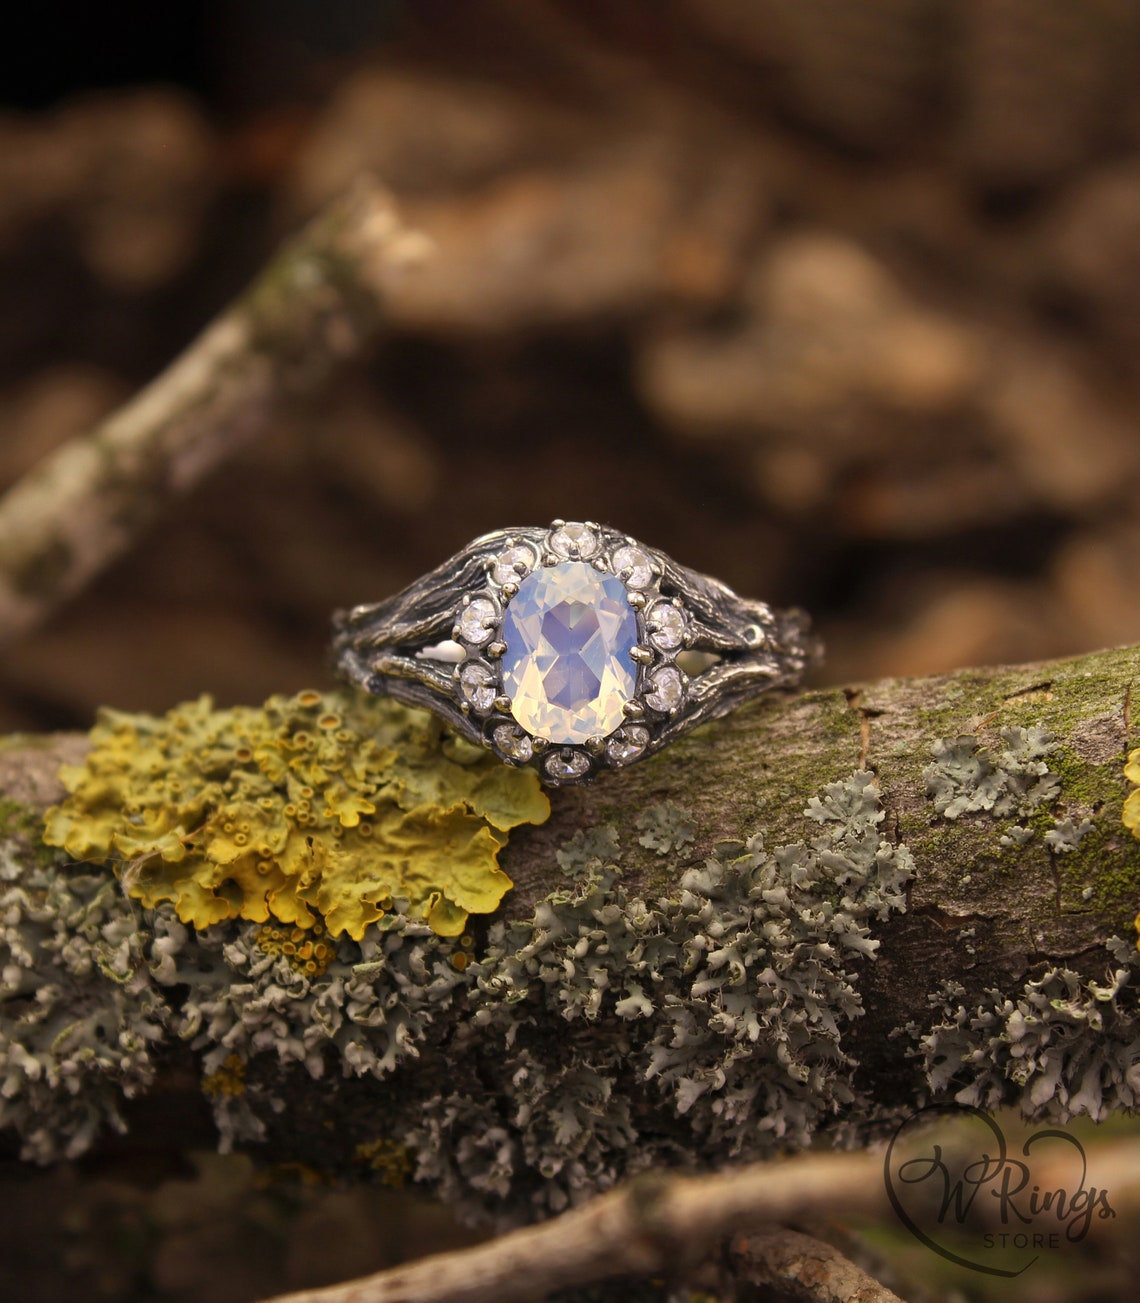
[[331, 522, 821, 785]]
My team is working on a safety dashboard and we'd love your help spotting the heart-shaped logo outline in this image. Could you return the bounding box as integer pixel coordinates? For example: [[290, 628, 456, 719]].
[[882, 1104, 1107, 1277]]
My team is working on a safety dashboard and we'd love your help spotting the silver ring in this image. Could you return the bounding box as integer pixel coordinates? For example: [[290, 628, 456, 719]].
[[331, 521, 821, 785]]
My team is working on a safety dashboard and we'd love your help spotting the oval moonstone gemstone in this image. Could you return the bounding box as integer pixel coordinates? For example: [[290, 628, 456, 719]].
[[500, 561, 638, 744]]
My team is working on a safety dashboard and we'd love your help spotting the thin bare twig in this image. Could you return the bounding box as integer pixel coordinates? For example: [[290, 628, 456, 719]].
[[732, 1227, 907, 1303], [254, 1150, 889, 1303], [0, 176, 430, 650], [251, 1133, 1140, 1303]]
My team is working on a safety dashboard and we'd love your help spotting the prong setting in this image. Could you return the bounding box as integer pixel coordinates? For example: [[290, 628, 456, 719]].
[[471, 522, 700, 780]]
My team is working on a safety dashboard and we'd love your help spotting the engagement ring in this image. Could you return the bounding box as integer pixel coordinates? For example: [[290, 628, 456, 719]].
[[331, 522, 820, 785]]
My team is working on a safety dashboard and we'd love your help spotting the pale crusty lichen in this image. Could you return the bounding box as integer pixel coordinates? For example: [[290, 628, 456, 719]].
[[9, 670, 1140, 1228], [0, 841, 166, 1161], [7, 683, 1138, 1231], [915, 939, 1140, 1119], [42, 691, 549, 939], [0, 869, 490, 1161], [923, 724, 1061, 821], [1044, 816, 1094, 854], [635, 803, 696, 856], [925, 720, 1113, 888], [1125, 747, 1140, 951], [183, 906, 472, 1090], [412, 768, 915, 1220], [1, 763, 916, 1220], [8, 690, 545, 1163], [555, 825, 620, 876], [908, 725, 1140, 1116]]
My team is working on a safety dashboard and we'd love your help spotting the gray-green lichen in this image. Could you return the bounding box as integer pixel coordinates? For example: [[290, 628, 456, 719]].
[[555, 826, 621, 876], [6, 715, 1138, 1230], [906, 716, 1140, 1119], [1045, 817, 1095, 854], [921, 717, 1130, 917], [402, 768, 915, 1221], [924, 725, 1061, 820], [0, 805, 478, 1159], [182, 908, 473, 1150], [635, 803, 696, 856], [0, 767, 918, 1225], [915, 939, 1140, 1119], [0, 840, 165, 1161]]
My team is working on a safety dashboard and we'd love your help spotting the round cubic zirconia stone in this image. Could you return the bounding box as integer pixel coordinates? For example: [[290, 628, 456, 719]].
[[493, 723, 534, 763], [458, 661, 497, 713], [606, 724, 649, 765], [611, 544, 652, 589], [549, 522, 598, 559], [499, 560, 638, 745], [545, 749, 591, 781], [456, 596, 497, 645], [491, 545, 536, 587], [646, 599, 685, 651], [645, 664, 684, 713]]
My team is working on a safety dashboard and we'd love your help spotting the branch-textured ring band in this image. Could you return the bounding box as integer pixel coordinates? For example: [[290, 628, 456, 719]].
[[331, 521, 822, 785]]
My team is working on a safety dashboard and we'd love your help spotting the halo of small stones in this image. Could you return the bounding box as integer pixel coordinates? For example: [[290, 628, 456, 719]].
[[451, 521, 689, 784]]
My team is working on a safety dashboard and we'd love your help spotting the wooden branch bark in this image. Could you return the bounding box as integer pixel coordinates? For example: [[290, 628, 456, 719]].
[[1, 642, 1138, 1225], [0, 177, 429, 650], [729, 1228, 907, 1303], [247, 1135, 1140, 1303], [252, 1150, 890, 1303]]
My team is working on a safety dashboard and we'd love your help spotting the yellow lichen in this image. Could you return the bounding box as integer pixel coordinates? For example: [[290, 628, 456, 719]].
[[43, 690, 549, 939], [202, 1053, 246, 1099], [1124, 747, 1140, 952], [256, 919, 336, 977], [255, 1162, 330, 1189], [353, 1137, 413, 1188]]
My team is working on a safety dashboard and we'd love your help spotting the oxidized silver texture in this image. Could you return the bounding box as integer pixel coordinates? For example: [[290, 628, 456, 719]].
[[330, 521, 822, 786]]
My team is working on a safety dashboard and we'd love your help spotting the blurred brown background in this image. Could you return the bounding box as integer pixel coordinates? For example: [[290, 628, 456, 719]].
[[2, 2, 1140, 1299], [4, 0, 1140, 736]]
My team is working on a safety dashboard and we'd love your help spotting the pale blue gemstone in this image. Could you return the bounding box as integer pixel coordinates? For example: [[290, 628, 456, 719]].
[[500, 561, 638, 744]]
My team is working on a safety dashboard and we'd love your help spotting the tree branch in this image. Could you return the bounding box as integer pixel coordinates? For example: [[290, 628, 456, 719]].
[[247, 1134, 1140, 1303], [730, 1228, 906, 1303], [253, 1150, 888, 1303], [0, 176, 430, 649], [1, 643, 1138, 1224]]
